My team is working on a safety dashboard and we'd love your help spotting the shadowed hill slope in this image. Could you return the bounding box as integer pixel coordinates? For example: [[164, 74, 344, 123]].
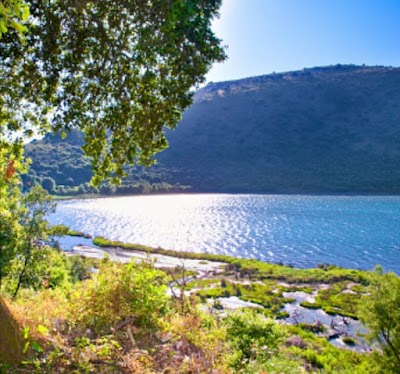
[[26, 65, 400, 194]]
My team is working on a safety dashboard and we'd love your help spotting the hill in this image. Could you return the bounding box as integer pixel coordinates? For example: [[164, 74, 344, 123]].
[[25, 64, 400, 194]]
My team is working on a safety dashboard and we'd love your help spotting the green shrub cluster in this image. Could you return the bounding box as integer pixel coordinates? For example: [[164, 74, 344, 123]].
[[224, 309, 288, 370], [1, 251, 392, 373], [69, 259, 169, 334], [2, 230, 399, 373]]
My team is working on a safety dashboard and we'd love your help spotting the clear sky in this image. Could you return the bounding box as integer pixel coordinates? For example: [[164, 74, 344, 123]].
[[206, 0, 400, 83]]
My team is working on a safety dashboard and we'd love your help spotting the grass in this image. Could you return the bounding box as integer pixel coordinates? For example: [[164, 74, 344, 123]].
[[49, 224, 91, 238], [195, 280, 294, 317], [93, 237, 371, 285], [300, 301, 322, 309], [67, 229, 91, 238], [185, 279, 220, 291], [315, 283, 362, 319], [278, 285, 314, 293]]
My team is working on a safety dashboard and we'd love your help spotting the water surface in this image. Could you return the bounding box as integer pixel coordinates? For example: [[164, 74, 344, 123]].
[[48, 194, 400, 273]]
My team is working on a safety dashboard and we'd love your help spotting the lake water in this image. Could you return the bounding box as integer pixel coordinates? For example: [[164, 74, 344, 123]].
[[47, 194, 400, 273]]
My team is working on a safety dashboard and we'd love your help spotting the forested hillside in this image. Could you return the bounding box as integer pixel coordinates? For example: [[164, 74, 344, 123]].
[[26, 65, 400, 194]]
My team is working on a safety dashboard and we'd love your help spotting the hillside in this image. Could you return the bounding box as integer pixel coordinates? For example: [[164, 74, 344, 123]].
[[26, 65, 400, 194]]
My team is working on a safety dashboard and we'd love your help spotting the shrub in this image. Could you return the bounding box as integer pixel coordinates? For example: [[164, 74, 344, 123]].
[[3, 247, 71, 295], [358, 268, 400, 372], [299, 322, 326, 333], [224, 309, 285, 369], [67, 256, 92, 282], [69, 260, 169, 334]]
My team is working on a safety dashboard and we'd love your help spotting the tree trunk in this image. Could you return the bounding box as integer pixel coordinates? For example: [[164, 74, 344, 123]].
[[0, 297, 24, 364], [12, 245, 30, 300]]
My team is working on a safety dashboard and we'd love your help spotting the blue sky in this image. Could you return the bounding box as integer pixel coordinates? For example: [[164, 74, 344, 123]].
[[206, 0, 400, 83]]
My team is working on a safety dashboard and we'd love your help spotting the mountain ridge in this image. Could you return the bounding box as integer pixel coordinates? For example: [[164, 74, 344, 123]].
[[25, 64, 400, 195]]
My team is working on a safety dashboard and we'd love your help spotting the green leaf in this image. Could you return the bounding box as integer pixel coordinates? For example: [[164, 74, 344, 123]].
[[37, 325, 49, 336], [22, 326, 30, 340], [31, 341, 44, 353], [23, 341, 30, 354], [0, 21, 8, 33]]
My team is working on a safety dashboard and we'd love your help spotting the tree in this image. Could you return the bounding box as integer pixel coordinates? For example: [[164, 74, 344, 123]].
[[0, 143, 28, 292], [358, 267, 400, 372], [10, 185, 56, 299], [0, 0, 225, 290], [1, 0, 226, 185], [41, 176, 56, 193]]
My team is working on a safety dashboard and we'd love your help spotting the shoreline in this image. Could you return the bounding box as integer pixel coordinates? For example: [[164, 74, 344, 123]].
[[51, 191, 400, 201], [64, 236, 371, 352], [68, 244, 227, 275], [62, 235, 373, 286]]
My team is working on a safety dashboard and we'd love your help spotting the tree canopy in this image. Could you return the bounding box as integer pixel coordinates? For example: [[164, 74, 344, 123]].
[[359, 267, 400, 372], [0, 0, 226, 184], [0, 0, 225, 298]]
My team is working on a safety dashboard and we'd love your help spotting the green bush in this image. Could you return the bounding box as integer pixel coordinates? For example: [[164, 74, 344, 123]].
[[69, 259, 169, 334], [224, 309, 285, 369], [299, 322, 326, 333], [67, 256, 92, 282], [3, 246, 71, 295], [358, 269, 400, 372]]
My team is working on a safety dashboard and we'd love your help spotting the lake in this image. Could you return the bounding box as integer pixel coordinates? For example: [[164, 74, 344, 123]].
[[47, 194, 400, 273]]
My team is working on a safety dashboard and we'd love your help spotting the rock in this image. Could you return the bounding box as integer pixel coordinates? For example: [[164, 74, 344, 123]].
[[285, 335, 307, 348], [176, 340, 184, 350], [53, 317, 66, 333], [85, 328, 95, 339], [159, 332, 173, 343]]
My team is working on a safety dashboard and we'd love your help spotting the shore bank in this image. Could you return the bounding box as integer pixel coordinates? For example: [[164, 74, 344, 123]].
[[60, 234, 372, 352], [68, 244, 226, 275]]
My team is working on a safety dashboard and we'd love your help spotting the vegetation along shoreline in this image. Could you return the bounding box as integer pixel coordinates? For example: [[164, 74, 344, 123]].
[[1, 223, 399, 372]]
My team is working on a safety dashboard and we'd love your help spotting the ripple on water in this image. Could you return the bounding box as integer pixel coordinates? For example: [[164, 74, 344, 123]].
[[48, 194, 400, 274]]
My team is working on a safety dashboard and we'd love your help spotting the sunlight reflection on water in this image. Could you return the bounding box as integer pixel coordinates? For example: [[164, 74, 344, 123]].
[[48, 194, 400, 273]]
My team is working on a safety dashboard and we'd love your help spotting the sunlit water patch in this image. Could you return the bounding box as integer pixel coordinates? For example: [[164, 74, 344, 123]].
[[47, 194, 400, 273]]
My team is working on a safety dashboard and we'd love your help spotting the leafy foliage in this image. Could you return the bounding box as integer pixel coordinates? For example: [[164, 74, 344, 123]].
[[0, 250, 388, 373], [0, 2, 226, 362], [1, 186, 58, 298], [224, 309, 286, 370], [359, 267, 400, 372], [1, 0, 226, 185], [0, 0, 30, 39], [0, 142, 28, 290], [24, 133, 191, 195], [69, 259, 169, 334]]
